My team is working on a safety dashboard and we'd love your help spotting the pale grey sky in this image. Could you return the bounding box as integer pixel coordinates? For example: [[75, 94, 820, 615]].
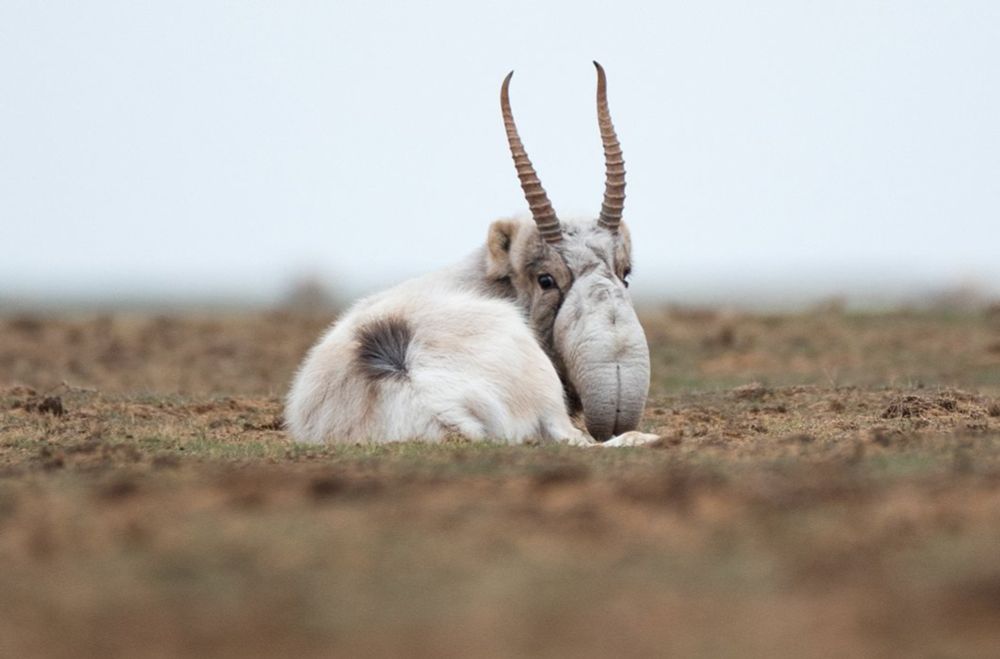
[[2, 1, 998, 306]]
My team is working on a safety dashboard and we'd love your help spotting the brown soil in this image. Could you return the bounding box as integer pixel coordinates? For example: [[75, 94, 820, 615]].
[[1, 307, 999, 658]]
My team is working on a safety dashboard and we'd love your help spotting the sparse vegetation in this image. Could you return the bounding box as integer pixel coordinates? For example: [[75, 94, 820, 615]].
[[1, 308, 999, 657]]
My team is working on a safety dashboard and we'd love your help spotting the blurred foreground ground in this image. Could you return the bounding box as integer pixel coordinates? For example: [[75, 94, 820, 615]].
[[1, 307, 999, 658]]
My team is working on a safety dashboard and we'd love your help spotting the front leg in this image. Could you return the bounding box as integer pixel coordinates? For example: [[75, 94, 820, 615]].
[[602, 431, 661, 447], [539, 414, 597, 446], [540, 414, 659, 448]]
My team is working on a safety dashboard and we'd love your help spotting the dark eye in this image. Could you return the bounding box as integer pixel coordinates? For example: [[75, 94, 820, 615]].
[[623, 268, 631, 288], [537, 274, 556, 290]]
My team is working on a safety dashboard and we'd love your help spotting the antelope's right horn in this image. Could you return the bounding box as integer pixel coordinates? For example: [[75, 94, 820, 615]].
[[500, 71, 562, 244]]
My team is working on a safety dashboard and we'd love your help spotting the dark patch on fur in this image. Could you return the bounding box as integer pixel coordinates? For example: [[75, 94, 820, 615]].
[[356, 316, 412, 380]]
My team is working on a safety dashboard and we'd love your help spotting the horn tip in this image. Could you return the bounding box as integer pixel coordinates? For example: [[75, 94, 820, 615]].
[[501, 70, 514, 100]]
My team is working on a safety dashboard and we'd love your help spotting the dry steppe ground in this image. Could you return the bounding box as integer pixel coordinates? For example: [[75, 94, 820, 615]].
[[2, 306, 1000, 658]]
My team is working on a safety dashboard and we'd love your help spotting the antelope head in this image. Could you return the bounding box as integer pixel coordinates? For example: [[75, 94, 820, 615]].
[[485, 62, 649, 441]]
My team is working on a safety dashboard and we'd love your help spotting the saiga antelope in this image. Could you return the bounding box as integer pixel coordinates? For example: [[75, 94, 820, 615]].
[[287, 62, 659, 447]]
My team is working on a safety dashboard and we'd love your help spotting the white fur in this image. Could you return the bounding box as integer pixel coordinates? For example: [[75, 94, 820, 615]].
[[285, 218, 658, 447]]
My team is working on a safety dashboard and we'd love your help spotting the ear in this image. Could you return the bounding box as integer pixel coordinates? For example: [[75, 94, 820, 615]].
[[486, 219, 520, 280], [615, 220, 632, 264]]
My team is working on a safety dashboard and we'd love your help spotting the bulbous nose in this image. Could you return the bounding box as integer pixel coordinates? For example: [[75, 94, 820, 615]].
[[579, 357, 649, 442], [554, 273, 650, 443]]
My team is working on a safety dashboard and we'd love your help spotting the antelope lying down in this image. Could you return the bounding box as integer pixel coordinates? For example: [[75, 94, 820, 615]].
[[286, 63, 659, 447]]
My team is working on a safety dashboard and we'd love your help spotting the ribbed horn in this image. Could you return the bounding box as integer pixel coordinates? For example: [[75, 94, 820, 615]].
[[594, 61, 625, 233], [501, 71, 561, 244]]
